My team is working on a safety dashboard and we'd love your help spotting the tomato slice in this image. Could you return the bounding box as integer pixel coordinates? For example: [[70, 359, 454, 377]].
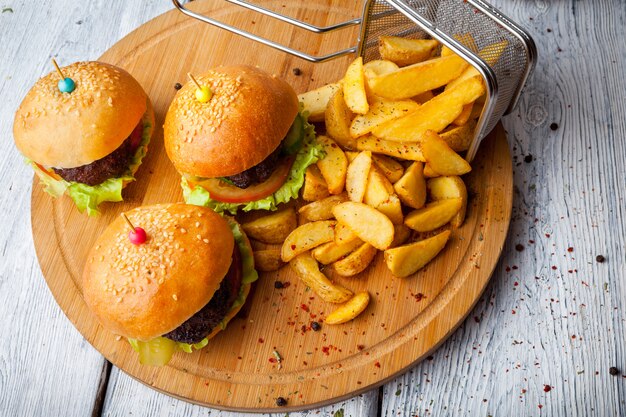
[[189, 157, 295, 203], [34, 162, 62, 181]]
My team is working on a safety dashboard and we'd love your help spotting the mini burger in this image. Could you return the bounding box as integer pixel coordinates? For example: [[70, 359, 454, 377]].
[[164, 65, 322, 214], [14, 61, 154, 215], [82, 203, 257, 366]]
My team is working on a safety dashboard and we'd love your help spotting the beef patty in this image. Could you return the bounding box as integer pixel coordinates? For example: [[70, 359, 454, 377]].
[[164, 245, 243, 344], [53, 120, 144, 186], [224, 145, 282, 189]]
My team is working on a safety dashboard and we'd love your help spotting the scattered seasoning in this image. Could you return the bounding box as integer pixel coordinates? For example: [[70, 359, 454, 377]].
[[273, 350, 283, 370], [174, 82, 182, 90], [550, 122, 559, 131], [515, 243, 525, 252], [596, 255, 606, 263], [274, 280, 284, 289], [609, 367, 620, 376], [524, 154, 533, 163], [567, 247, 574, 252], [543, 385, 551, 392], [275, 397, 288, 407], [333, 409, 345, 417], [311, 321, 321, 331], [292, 67, 302, 76], [2, 7, 13, 13]]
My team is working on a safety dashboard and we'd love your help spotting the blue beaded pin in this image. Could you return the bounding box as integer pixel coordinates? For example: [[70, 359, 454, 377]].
[[52, 58, 75, 93]]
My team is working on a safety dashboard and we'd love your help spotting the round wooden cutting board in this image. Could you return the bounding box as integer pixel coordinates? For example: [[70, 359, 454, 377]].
[[31, 0, 513, 412]]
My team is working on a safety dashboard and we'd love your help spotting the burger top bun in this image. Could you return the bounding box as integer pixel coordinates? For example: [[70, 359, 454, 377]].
[[14, 61, 148, 169], [164, 65, 298, 178], [82, 204, 235, 341]]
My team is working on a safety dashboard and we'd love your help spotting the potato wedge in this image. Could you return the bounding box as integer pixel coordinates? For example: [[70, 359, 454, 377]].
[[334, 222, 360, 245], [325, 88, 357, 150], [346, 151, 372, 202], [369, 55, 468, 100], [312, 238, 364, 265], [363, 59, 399, 76], [372, 154, 404, 183], [375, 194, 404, 225], [333, 243, 378, 276], [421, 130, 472, 175], [379, 36, 439, 67], [440, 120, 476, 152], [298, 193, 349, 222], [350, 97, 419, 138], [253, 249, 285, 272], [325, 291, 371, 324], [384, 230, 451, 277], [446, 40, 508, 91], [452, 102, 473, 126], [345, 151, 359, 163], [356, 135, 425, 161], [241, 208, 298, 244], [303, 165, 330, 201], [427, 176, 468, 228], [343, 57, 369, 114], [281, 220, 337, 262], [413, 90, 435, 104], [423, 163, 440, 178], [393, 162, 427, 209], [389, 224, 411, 248], [372, 75, 485, 141], [316, 135, 348, 194], [299, 83, 341, 123], [404, 198, 462, 232], [333, 202, 395, 250], [364, 166, 394, 208], [289, 252, 353, 303]]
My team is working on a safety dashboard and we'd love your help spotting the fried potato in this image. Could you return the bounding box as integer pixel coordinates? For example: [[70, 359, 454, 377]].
[[345, 151, 359, 163], [384, 230, 451, 277], [356, 135, 425, 161], [389, 224, 411, 248], [303, 165, 331, 201], [404, 198, 463, 232], [363, 59, 399, 76], [349, 97, 419, 138], [253, 249, 285, 272], [334, 222, 360, 245], [343, 57, 369, 114], [325, 291, 371, 324], [441, 33, 478, 57], [312, 238, 364, 265], [241, 208, 297, 244], [440, 120, 476, 152], [376, 194, 404, 225], [393, 162, 427, 209], [364, 166, 394, 208], [326, 88, 357, 150], [333, 243, 377, 276], [333, 202, 395, 250], [372, 75, 485, 141], [413, 90, 435, 104], [316, 135, 348, 194], [452, 102, 473, 126], [446, 40, 508, 91], [346, 151, 372, 202], [421, 130, 472, 175], [281, 220, 337, 262], [289, 252, 353, 303], [423, 163, 440, 178], [369, 55, 468, 100], [427, 176, 468, 228], [379, 36, 439, 67], [298, 193, 348, 221], [299, 83, 341, 122], [372, 154, 404, 183]]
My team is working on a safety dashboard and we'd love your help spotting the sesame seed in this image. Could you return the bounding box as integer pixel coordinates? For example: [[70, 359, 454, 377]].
[[172, 294, 178, 301], [197, 234, 202, 240], [203, 239, 209, 243]]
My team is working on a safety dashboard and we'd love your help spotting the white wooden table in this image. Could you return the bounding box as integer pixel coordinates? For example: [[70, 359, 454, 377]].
[[1, 1, 625, 416]]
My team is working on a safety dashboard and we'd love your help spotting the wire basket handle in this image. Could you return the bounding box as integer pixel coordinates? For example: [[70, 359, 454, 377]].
[[171, 0, 362, 62]]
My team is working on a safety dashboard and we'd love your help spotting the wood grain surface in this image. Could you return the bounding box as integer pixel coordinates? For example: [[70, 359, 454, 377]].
[[1, 0, 625, 416], [29, 0, 511, 411]]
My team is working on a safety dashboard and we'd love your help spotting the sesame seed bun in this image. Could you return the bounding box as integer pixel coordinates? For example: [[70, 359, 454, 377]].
[[163, 65, 298, 178], [82, 203, 235, 342], [14, 61, 150, 169]]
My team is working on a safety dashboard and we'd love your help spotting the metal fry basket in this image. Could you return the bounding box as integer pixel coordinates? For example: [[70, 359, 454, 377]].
[[172, 0, 537, 161]]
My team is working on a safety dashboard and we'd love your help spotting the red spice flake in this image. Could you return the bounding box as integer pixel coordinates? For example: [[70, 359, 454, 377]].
[[411, 292, 425, 302], [282, 281, 291, 288], [300, 304, 310, 312], [374, 361, 381, 368], [529, 239, 535, 244], [290, 244, 296, 250], [321, 346, 331, 355], [543, 385, 551, 392], [512, 309, 516, 314], [269, 357, 277, 363], [258, 338, 265, 343], [512, 265, 518, 270], [514, 281, 519, 286], [545, 233, 551, 238], [505, 266, 511, 272], [551, 266, 557, 270], [357, 344, 365, 351], [567, 247, 574, 252], [582, 281, 590, 287], [538, 404, 543, 409]]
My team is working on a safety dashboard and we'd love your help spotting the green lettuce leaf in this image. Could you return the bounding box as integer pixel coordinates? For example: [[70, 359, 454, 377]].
[[182, 111, 323, 214], [130, 218, 258, 363], [27, 111, 153, 216]]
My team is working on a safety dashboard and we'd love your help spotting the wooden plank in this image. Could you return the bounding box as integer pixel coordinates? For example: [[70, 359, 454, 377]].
[[380, 0, 626, 415]]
